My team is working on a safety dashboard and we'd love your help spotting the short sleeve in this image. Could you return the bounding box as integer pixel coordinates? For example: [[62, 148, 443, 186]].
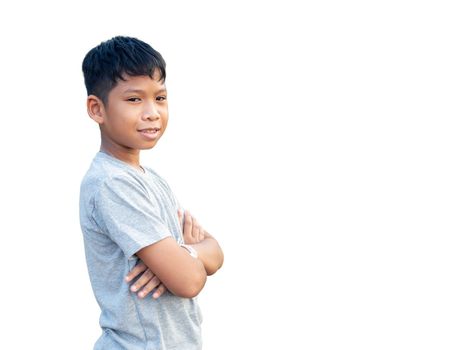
[[92, 174, 172, 259]]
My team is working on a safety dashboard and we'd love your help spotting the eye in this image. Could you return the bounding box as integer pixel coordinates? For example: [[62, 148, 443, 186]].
[[127, 97, 141, 102], [156, 96, 167, 102]]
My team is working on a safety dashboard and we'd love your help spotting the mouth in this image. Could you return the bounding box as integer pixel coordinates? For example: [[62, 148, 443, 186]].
[[138, 127, 161, 140], [139, 127, 160, 133]]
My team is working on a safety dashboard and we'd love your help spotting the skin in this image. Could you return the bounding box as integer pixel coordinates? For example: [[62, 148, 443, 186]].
[[87, 72, 169, 169], [127, 210, 224, 298], [87, 71, 224, 299]]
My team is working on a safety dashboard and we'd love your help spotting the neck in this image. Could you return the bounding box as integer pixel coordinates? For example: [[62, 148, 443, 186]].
[[100, 141, 141, 171]]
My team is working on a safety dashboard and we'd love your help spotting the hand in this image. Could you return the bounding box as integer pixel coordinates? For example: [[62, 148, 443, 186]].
[[178, 209, 205, 244], [125, 261, 167, 299]]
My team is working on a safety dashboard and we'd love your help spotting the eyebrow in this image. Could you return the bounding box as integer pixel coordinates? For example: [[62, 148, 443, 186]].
[[123, 88, 167, 94]]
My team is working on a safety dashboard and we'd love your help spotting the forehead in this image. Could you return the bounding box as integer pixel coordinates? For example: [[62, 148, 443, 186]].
[[113, 72, 166, 93]]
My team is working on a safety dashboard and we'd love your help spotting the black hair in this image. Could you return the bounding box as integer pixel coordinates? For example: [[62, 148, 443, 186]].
[[82, 36, 166, 104]]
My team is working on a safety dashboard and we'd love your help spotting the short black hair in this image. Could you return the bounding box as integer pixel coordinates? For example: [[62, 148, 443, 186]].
[[82, 36, 166, 104]]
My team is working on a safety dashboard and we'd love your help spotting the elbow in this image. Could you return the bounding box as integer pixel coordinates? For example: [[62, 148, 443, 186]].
[[176, 268, 207, 298], [206, 251, 224, 276]]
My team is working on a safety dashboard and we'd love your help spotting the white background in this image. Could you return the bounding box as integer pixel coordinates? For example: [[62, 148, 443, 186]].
[[0, 1, 466, 349]]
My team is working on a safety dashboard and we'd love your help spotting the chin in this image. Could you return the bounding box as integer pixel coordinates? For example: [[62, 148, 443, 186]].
[[141, 141, 158, 150]]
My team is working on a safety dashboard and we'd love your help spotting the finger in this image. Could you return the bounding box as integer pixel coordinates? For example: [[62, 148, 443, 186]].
[[125, 261, 148, 282], [138, 276, 161, 298], [131, 268, 154, 292], [199, 227, 205, 241], [183, 210, 193, 239], [152, 284, 167, 299], [177, 209, 183, 228], [192, 217, 201, 242]]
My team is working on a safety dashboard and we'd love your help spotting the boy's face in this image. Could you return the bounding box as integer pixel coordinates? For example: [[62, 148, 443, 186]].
[[93, 72, 168, 157]]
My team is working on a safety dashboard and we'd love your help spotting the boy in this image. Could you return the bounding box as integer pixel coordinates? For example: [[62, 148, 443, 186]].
[[79, 36, 224, 349]]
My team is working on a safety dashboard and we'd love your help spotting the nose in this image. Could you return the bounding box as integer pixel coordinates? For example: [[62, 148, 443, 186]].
[[142, 101, 161, 121]]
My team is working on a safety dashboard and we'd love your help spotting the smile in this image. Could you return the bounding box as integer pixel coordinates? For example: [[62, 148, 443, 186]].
[[138, 128, 161, 140], [139, 127, 160, 133]]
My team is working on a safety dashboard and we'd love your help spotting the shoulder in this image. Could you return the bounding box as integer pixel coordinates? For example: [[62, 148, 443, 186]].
[[81, 155, 149, 204], [99, 171, 150, 206], [145, 167, 173, 192]]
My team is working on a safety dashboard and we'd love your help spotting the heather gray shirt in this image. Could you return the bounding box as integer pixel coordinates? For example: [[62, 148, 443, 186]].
[[79, 152, 202, 350]]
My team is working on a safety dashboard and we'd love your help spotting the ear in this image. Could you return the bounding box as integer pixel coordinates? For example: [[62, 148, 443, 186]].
[[86, 95, 106, 124]]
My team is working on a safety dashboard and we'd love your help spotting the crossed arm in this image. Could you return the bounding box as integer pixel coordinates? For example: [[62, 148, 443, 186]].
[[125, 210, 224, 299]]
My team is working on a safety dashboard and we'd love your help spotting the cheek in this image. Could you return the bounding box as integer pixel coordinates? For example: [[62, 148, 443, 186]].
[[110, 106, 135, 125], [162, 111, 169, 127]]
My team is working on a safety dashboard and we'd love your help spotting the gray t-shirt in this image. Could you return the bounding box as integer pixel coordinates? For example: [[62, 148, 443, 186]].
[[79, 152, 202, 350]]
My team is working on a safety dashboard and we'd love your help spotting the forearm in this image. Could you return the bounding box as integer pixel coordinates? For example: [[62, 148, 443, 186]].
[[137, 237, 207, 298], [190, 232, 224, 276]]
